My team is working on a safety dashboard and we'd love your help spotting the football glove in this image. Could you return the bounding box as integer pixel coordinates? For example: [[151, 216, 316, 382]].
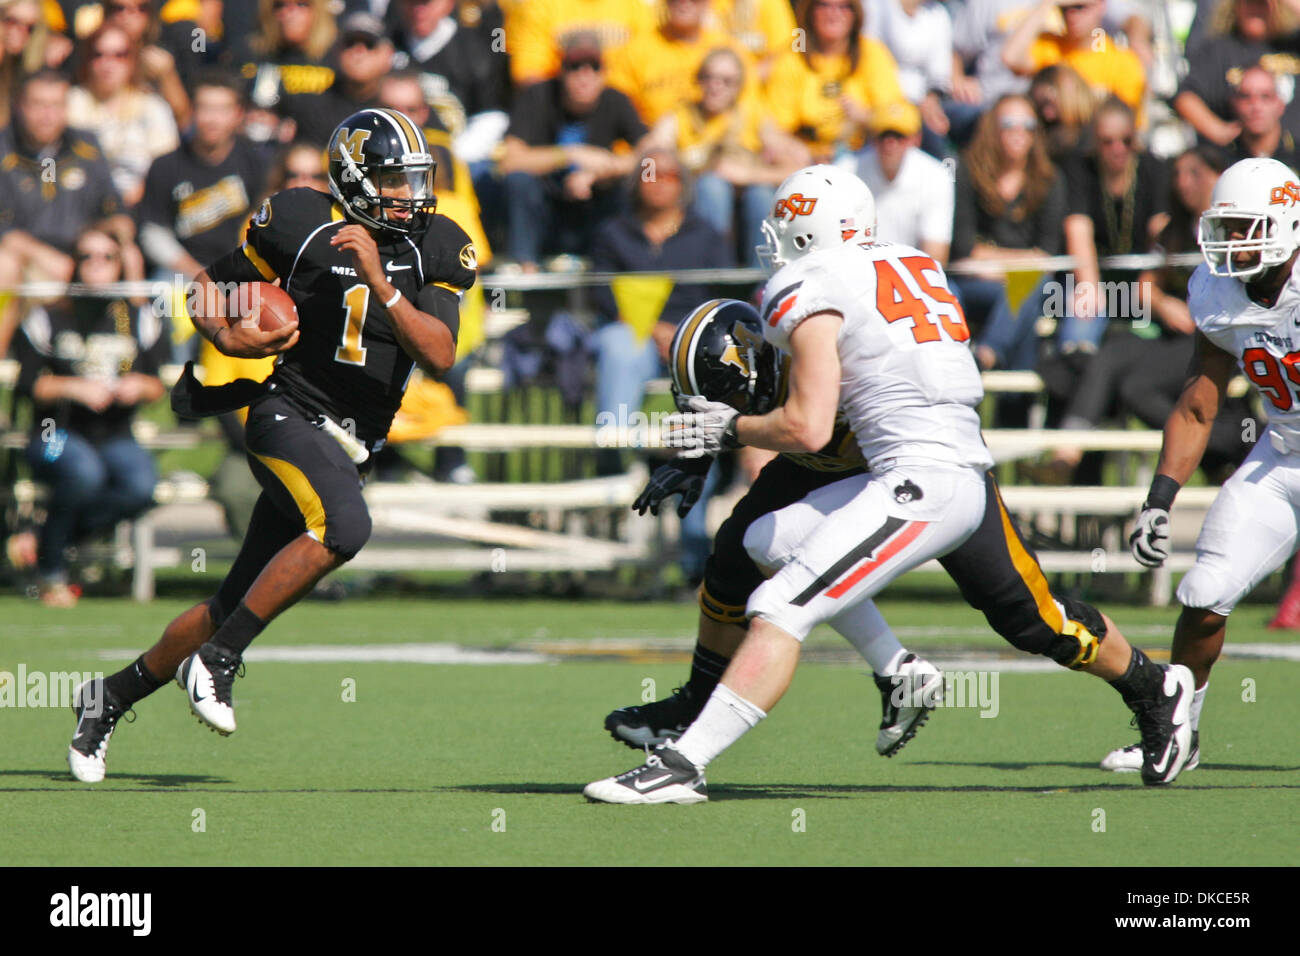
[[1129, 506, 1170, 568], [633, 457, 711, 518], [662, 395, 741, 459]]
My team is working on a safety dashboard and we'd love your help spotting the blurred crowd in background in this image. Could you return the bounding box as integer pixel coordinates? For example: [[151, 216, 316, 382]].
[[0, 0, 1294, 603]]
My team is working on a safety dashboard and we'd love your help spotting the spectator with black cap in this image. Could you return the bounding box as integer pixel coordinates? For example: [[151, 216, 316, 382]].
[[280, 11, 395, 147], [497, 31, 647, 272]]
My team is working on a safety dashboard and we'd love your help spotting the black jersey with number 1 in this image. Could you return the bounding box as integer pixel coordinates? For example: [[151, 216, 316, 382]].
[[205, 187, 476, 446]]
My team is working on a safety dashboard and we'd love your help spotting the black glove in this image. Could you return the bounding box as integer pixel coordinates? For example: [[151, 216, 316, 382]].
[[633, 457, 711, 518], [170, 361, 269, 418]]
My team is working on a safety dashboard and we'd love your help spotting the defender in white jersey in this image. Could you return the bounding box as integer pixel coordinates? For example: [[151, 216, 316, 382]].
[[585, 167, 1193, 803], [1109, 157, 1300, 774]]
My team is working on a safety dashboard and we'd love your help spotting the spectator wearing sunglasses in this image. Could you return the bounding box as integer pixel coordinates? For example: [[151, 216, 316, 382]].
[[507, 0, 654, 87], [497, 32, 646, 272], [847, 100, 954, 266], [1035, 96, 1170, 477], [68, 23, 179, 208], [11, 227, 165, 607], [1224, 63, 1300, 168], [282, 12, 394, 147], [1002, 0, 1146, 125], [949, 94, 1066, 382]]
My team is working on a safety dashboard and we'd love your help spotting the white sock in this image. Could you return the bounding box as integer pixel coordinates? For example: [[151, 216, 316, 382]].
[[830, 599, 905, 675], [1190, 683, 1208, 732], [674, 683, 767, 770]]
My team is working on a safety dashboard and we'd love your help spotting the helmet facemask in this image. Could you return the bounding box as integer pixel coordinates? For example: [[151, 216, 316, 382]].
[[332, 152, 437, 235], [1199, 209, 1291, 279]]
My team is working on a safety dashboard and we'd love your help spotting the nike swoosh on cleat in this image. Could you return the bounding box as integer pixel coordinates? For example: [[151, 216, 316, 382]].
[[633, 774, 672, 791], [1152, 744, 1173, 775]]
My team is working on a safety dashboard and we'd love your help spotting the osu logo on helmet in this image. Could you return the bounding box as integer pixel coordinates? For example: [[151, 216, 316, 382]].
[[773, 193, 818, 221], [1269, 181, 1300, 207]]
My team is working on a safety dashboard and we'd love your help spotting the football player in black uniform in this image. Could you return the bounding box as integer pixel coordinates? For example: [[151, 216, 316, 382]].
[[68, 109, 476, 782], [602, 300, 1182, 772]]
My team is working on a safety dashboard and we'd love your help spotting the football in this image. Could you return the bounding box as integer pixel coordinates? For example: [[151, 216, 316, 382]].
[[229, 281, 297, 332]]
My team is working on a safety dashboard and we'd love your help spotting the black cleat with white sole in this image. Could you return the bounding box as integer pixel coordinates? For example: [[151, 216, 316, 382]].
[[604, 684, 703, 750], [584, 742, 708, 804], [68, 679, 133, 783], [1129, 664, 1195, 786]]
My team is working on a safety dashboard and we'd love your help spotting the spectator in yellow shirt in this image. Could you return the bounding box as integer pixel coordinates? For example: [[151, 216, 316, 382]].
[[507, 0, 656, 87], [708, 0, 798, 80], [640, 46, 804, 263], [606, 0, 755, 126], [1002, 0, 1147, 123], [763, 0, 908, 163]]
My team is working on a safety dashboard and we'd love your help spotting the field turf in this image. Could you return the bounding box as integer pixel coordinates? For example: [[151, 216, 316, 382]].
[[1, 592, 1296, 866]]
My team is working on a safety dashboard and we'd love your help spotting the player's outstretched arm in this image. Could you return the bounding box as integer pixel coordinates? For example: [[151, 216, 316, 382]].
[[735, 311, 842, 454], [329, 225, 456, 375], [186, 269, 299, 359], [1155, 331, 1236, 487]]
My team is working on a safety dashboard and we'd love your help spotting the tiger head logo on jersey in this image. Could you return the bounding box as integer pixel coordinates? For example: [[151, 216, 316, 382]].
[[1199, 157, 1300, 280], [757, 165, 876, 271], [327, 109, 437, 236]]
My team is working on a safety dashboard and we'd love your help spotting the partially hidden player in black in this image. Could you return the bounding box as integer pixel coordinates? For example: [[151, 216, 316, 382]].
[[68, 109, 476, 782], [606, 299, 1179, 770]]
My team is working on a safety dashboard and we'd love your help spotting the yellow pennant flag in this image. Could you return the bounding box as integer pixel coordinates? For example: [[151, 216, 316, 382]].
[[1005, 269, 1045, 315], [611, 274, 675, 343]]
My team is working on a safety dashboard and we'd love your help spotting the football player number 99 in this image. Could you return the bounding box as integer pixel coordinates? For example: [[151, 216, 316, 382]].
[[335, 284, 370, 366]]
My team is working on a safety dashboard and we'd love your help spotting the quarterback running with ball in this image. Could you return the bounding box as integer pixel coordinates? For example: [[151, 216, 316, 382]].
[[1110, 156, 1300, 772], [585, 166, 1197, 804]]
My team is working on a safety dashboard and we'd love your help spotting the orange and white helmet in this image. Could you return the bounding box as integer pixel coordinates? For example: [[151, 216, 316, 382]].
[[1198, 157, 1300, 279], [756, 165, 876, 271]]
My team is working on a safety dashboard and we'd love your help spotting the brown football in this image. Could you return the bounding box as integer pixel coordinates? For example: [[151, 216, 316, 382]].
[[229, 282, 297, 332]]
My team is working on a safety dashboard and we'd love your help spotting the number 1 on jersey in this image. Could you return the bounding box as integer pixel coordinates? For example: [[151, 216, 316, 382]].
[[335, 283, 369, 366], [874, 256, 970, 344]]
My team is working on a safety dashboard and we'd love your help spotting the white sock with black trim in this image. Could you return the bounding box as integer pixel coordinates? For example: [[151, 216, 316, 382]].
[[674, 683, 767, 770]]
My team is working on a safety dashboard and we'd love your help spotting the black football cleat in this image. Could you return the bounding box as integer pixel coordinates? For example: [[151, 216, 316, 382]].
[[68, 679, 133, 783], [1128, 664, 1195, 786], [604, 684, 703, 750]]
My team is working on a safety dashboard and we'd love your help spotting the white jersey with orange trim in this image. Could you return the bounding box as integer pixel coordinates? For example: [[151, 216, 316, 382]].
[[758, 240, 992, 472], [1189, 260, 1300, 452]]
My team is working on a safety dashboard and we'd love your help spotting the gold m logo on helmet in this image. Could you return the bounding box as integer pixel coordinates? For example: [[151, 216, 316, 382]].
[[773, 193, 818, 221], [337, 128, 373, 164], [1270, 181, 1300, 206]]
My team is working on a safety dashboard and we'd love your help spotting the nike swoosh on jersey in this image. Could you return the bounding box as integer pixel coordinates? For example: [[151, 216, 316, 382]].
[[386, 261, 412, 271], [274, 414, 288, 421], [633, 773, 673, 790]]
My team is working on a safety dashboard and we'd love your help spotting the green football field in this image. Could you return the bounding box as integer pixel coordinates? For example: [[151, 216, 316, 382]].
[[2, 590, 1297, 866]]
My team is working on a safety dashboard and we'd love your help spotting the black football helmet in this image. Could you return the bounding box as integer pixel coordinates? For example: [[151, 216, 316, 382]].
[[669, 299, 786, 415], [327, 108, 437, 235]]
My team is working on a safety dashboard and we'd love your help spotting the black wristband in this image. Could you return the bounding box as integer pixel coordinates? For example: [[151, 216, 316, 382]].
[[1145, 474, 1180, 512]]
